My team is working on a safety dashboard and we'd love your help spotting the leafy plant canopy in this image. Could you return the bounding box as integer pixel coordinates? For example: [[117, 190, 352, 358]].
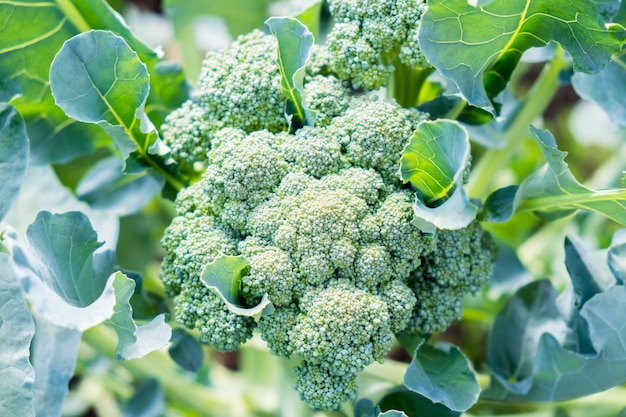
[[1, 0, 626, 416]]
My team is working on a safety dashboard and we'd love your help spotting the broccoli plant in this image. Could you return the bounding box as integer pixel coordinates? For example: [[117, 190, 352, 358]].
[[1, 0, 626, 417]]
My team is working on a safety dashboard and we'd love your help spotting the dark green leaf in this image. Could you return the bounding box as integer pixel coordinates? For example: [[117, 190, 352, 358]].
[[419, 0, 622, 113], [121, 379, 165, 417], [200, 255, 271, 317], [30, 309, 81, 417], [168, 328, 204, 372], [379, 387, 461, 417], [25, 211, 115, 307], [76, 157, 163, 216], [266, 17, 315, 129], [484, 126, 626, 225], [354, 398, 378, 417], [106, 272, 171, 361], [0, 254, 35, 417], [0, 103, 29, 222], [572, 51, 626, 127], [400, 120, 477, 232], [404, 344, 480, 411], [379, 411, 408, 417], [0, 0, 156, 164], [145, 61, 190, 131], [164, 0, 270, 81]]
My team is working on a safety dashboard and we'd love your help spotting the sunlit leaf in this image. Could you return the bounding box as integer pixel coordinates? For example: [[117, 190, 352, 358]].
[[266, 17, 315, 129], [200, 255, 271, 317], [49, 30, 183, 191], [0, 0, 156, 163], [484, 126, 626, 225], [106, 272, 171, 361], [400, 120, 477, 232], [419, 0, 622, 113], [0, 254, 35, 417], [0, 104, 29, 222], [24, 211, 115, 307]]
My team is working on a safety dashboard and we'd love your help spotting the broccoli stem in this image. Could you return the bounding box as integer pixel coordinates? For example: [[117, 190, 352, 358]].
[[385, 53, 435, 108], [467, 48, 569, 199]]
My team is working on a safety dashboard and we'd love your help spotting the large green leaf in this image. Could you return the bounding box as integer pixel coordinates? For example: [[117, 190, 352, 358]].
[[121, 379, 165, 417], [29, 309, 81, 417], [0, 254, 35, 417], [50, 30, 183, 191], [484, 126, 626, 225], [200, 255, 271, 317], [404, 344, 480, 411], [106, 272, 171, 361], [419, 0, 622, 113], [266, 17, 315, 129], [0, 0, 156, 163], [0, 104, 29, 222], [572, 50, 626, 127], [484, 234, 626, 401], [608, 230, 626, 283], [25, 211, 115, 308], [163, 0, 270, 81], [400, 120, 477, 233], [378, 388, 461, 417], [168, 329, 204, 372]]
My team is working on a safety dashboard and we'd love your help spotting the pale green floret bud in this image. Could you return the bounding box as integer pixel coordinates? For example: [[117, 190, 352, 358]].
[[257, 305, 300, 358], [162, 100, 212, 174], [293, 361, 358, 410], [292, 281, 393, 375], [303, 75, 352, 127], [283, 127, 345, 177], [197, 30, 287, 134], [378, 280, 418, 333]]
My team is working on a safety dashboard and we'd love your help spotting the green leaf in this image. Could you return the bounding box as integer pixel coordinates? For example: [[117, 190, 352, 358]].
[[168, 328, 204, 372], [0, 104, 29, 222], [145, 61, 190, 132], [0, 254, 35, 417], [29, 308, 81, 417], [354, 399, 379, 417], [572, 51, 626, 127], [484, 126, 626, 225], [3, 165, 119, 250], [608, 230, 626, 283], [400, 120, 477, 232], [266, 17, 315, 129], [0, 0, 156, 164], [379, 412, 408, 417], [294, 1, 324, 42], [49, 30, 184, 191], [25, 211, 115, 307], [379, 387, 461, 417], [106, 272, 171, 361], [200, 255, 271, 317], [121, 379, 165, 417], [76, 157, 163, 216], [484, 233, 626, 402], [164, 0, 270, 81], [404, 344, 480, 411], [419, 0, 622, 113]]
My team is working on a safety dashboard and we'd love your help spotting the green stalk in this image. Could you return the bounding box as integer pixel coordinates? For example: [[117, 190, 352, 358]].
[[82, 325, 232, 416], [467, 49, 569, 199], [386, 52, 435, 108]]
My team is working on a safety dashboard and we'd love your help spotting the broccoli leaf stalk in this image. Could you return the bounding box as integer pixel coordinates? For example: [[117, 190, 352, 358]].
[[385, 51, 435, 108]]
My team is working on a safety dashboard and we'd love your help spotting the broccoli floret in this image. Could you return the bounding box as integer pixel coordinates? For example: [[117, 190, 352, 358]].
[[326, 0, 429, 91], [293, 361, 358, 410], [160, 30, 287, 178], [159, 21, 497, 411]]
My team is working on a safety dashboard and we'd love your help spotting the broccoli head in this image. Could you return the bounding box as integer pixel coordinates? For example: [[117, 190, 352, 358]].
[[159, 19, 496, 411], [326, 0, 430, 91]]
